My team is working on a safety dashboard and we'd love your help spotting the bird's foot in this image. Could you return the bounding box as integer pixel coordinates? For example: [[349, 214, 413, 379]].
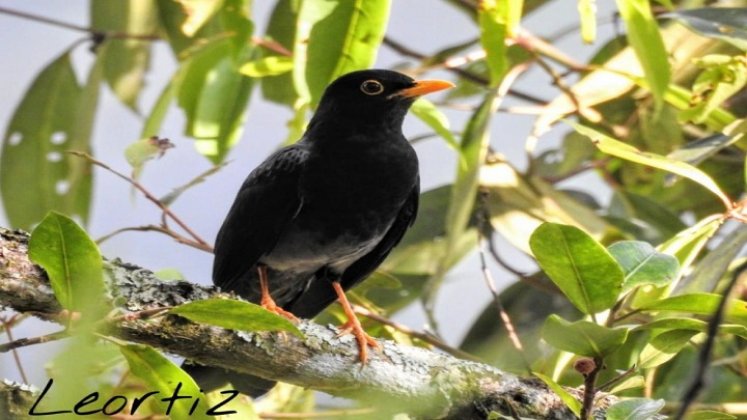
[[260, 298, 299, 322], [336, 317, 381, 364]]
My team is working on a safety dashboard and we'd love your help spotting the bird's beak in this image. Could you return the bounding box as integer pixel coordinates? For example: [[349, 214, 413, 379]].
[[393, 79, 455, 99]]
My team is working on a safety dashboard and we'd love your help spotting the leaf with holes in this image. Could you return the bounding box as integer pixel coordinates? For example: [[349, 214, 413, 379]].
[[1, 52, 100, 230], [608, 241, 679, 292], [529, 223, 624, 314]]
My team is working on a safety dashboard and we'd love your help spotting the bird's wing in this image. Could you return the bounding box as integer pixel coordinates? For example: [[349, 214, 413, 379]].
[[212, 145, 308, 292], [287, 180, 420, 318]]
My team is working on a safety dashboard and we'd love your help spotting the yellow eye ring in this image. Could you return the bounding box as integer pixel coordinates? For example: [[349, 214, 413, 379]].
[[360, 80, 384, 95]]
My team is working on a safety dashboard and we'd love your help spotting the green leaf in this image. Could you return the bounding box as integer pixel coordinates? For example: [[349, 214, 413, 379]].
[[159, 162, 229, 206], [174, 0, 225, 36], [141, 80, 176, 138], [667, 132, 743, 169], [91, 0, 157, 110], [410, 99, 459, 151], [571, 123, 732, 210], [664, 8, 747, 51], [541, 314, 628, 357], [680, 55, 747, 124], [170, 298, 303, 337], [1, 52, 100, 230], [614, 0, 670, 110], [125, 136, 175, 180], [529, 223, 624, 314], [578, 0, 597, 43], [176, 38, 254, 163], [120, 344, 212, 420], [640, 293, 747, 324], [293, 0, 391, 105], [260, 0, 300, 106], [686, 411, 737, 420], [240, 56, 294, 77], [637, 329, 698, 369], [154, 268, 186, 281], [423, 93, 499, 308], [606, 398, 665, 420], [634, 318, 747, 339], [608, 241, 679, 292], [533, 372, 582, 417], [609, 375, 645, 394], [478, 0, 510, 86], [679, 224, 747, 293], [28, 212, 106, 314]]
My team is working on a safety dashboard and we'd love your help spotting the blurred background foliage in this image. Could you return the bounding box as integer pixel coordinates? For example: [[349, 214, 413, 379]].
[[1, 0, 747, 418]]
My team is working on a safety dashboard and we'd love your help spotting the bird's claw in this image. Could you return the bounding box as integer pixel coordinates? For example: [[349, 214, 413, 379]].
[[261, 299, 299, 322], [336, 319, 381, 364]]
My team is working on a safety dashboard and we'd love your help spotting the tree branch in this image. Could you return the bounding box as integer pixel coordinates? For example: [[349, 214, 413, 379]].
[[0, 227, 619, 419]]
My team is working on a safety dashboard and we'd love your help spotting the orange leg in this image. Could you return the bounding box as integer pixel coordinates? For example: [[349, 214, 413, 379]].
[[258, 265, 298, 322], [332, 281, 380, 363]]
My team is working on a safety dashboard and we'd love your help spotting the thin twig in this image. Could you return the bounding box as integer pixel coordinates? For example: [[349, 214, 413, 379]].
[[0, 6, 159, 40], [70, 152, 212, 250], [580, 357, 604, 420], [674, 261, 747, 419], [382, 36, 547, 105], [353, 305, 481, 362], [96, 225, 212, 253], [1, 315, 29, 383], [0, 330, 69, 353]]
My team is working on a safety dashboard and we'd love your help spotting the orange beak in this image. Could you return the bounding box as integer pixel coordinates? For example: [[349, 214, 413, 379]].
[[393, 79, 455, 98]]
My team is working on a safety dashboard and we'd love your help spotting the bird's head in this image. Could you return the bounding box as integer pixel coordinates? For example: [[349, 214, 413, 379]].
[[309, 69, 454, 135]]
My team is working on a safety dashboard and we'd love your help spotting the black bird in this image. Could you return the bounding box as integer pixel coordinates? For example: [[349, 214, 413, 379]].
[[185, 69, 453, 397]]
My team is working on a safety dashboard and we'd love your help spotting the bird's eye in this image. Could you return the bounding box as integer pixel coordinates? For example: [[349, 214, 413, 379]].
[[360, 80, 384, 95]]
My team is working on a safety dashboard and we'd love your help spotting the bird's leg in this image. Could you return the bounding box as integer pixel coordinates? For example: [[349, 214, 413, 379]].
[[258, 265, 298, 322], [332, 281, 381, 363]]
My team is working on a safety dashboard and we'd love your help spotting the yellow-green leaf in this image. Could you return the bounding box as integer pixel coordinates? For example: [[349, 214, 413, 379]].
[[534, 372, 582, 416], [240, 56, 294, 77], [170, 298, 303, 337], [571, 122, 732, 209], [577, 0, 597, 44]]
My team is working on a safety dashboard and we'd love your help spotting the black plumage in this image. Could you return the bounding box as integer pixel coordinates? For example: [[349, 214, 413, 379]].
[[185, 69, 453, 397]]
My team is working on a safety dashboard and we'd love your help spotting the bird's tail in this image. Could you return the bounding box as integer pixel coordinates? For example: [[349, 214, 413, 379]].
[[181, 361, 276, 398]]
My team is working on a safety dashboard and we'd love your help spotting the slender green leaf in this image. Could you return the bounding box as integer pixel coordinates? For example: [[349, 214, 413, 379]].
[[159, 162, 229, 206], [578, 0, 597, 44], [667, 133, 743, 168], [170, 298, 303, 337], [634, 318, 747, 339], [410, 99, 459, 150], [615, 0, 670, 109], [609, 375, 645, 394], [141, 80, 176, 138], [176, 38, 254, 163], [686, 411, 737, 420], [28, 212, 106, 313], [541, 314, 628, 357], [608, 241, 679, 292], [91, 0, 156, 110], [640, 293, 747, 324], [680, 224, 747, 293], [533, 372, 582, 416], [478, 0, 509, 86], [638, 330, 698, 369], [1, 52, 100, 230], [529, 223, 624, 314], [664, 8, 747, 51], [606, 398, 665, 420], [293, 0, 391, 105], [120, 344, 212, 420], [571, 123, 732, 209], [261, 0, 299, 106], [175, 0, 225, 36], [240, 56, 294, 77], [423, 93, 499, 308]]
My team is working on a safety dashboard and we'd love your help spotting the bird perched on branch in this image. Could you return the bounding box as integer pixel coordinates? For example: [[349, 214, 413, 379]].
[[184, 69, 453, 397]]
